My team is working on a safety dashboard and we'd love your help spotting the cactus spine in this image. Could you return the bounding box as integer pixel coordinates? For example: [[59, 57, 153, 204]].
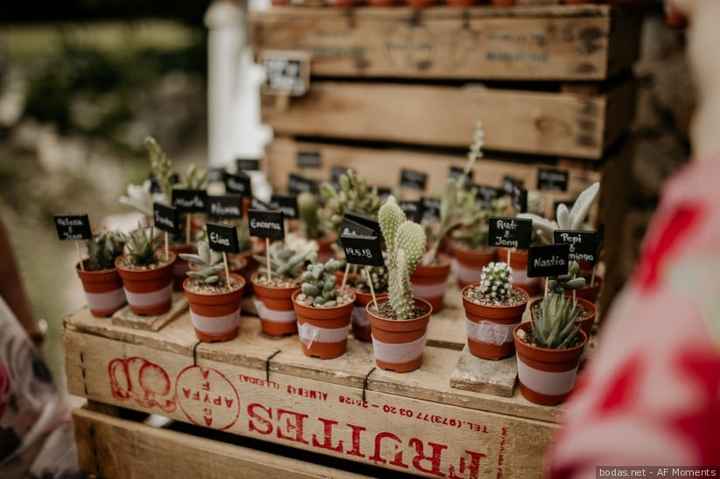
[[476, 262, 513, 304]]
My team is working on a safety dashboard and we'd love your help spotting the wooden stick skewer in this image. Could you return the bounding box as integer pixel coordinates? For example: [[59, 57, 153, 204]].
[[365, 268, 378, 310], [341, 263, 350, 290], [186, 214, 192, 245], [223, 252, 231, 291], [266, 238, 272, 282], [76, 241, 84, 271], [590, 265, 597, 288], [164, 232, 169, 262], [544, 278, 549, 298]]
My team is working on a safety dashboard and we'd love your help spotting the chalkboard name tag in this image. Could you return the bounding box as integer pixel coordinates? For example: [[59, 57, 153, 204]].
[[537, 168, 569, 192], [488, 217, 532, 250], [399, 169, 428, 191], [271, 194, 299, 219], [340, 218, 375, 239], [248, 209, 285, 240], [502, 176, 524, 195], [172, 189, 208, 213], [475, 184, 502, 206], [554, 230, 600, 266], [288, 173, 319, 195], [449, 165, 473, 183], [54, 214, 92, 241], [296, 151, 322, 169], [261, 50, 310, 97], [225, 172, 252, 198], [207, 195, 244, 219], [527, 244, 570, 278], [153, 203, 179, 234], [208, 168, 226, 184], [235, 158, 261, 172], [207, 223, 240, 254], [422, 197, 441, 220], [398, 200, 425, 223], [341, 233, 384, 267], [344, 212, 381, 238], [251, 197, 273, 211]]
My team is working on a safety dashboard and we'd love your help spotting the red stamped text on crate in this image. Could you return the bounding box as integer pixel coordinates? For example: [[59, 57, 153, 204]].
[[108, 357, 176, 413], [176, 365, 241, 430]]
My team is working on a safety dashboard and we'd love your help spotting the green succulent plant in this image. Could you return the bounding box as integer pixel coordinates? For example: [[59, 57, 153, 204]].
[[85, 231, 127, 271], [176, 163, 208, 190], [320, 169, 382, 237], [379, 196, 427, 320], [180, 241, 227, 286], [298, 192, 322, 240], [354, 265, 389, 293], [124, 226, 162, 267], [298, 259, 345, 307], [254, 242, 316, 281], [548, 261, 587, 294], [530, 293, 583, 349], [472, 261, 513, 304], [145, 136, 174, 200]]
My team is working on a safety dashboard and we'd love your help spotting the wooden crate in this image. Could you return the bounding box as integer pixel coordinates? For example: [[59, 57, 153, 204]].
[[65, 295, 559, 479], [250, 5, 641, 81]]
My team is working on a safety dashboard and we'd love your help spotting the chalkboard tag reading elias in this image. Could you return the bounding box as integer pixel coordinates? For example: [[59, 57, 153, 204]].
[[271, 194, 299, 219], [248, 209, 285, 241], [554, 230, 600, 266], [399, 169, 428, 191], [261, 50, 310, 97], [172, 189, 208, 213], [153, 203, 179, 234], [488, 217, 532, 249], [398, 200, 425, 223], [207, 223, 240, 254], [341, 233, 384, 267], [296, 151, 322, 169], [527, 244, 570, 278], [537, 168, 569, 192], [225, 172, 252, 198], [207, 195, 244, 219], [288, 173, 319, 195], [54, 215, 92, 241]]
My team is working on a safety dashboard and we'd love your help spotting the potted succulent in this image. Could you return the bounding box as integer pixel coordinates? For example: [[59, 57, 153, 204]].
[[77, 231, 128, 317], [539, 261, 597, 336], [115, 226, 176, 316], [180, 241, 246, 342], [292, 259, 356, 359], [319, 169, 382, 240], [514, 293, 588, 406], [366, 197, 432, 373], [298, 192, 336, 262], [345, 265, 389, 342], [461, 262, 529, 360], [251, 243, 316, 336]]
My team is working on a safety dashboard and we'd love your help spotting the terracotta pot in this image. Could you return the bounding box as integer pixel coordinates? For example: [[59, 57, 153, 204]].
[[351, 290, 387, 342], [451, 242, 496, 288], [496, 247, 542, 296], [513, 322, 587, 406], [169, 244, 195, 291], [406, 0, 435, 7], [76, 263, 127, 317], [316, 234, 337, 263], [115, 253, 176, 316], [410, 255, 451, 313], [461, 285, 528, 360], [292, 290, 355, 359], [367, 298, 432, 373], [251, 272, 300, 336], [447, 0, 475, 6], [184, 274, 246, 342], [530, 296, 597, 338]]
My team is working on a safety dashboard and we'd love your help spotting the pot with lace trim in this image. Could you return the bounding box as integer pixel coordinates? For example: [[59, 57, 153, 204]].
[[410, 254, 451, 313], [251, 272, 300, 337], [450, 241, 496, 288], [292, 290, 355, 359]]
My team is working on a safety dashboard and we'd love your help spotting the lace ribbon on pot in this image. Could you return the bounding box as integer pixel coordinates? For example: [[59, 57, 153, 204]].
[[298, 322, 349, 348]]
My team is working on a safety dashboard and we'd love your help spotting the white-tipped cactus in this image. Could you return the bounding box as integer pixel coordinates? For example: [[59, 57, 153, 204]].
[[478, 262, 513, 304]]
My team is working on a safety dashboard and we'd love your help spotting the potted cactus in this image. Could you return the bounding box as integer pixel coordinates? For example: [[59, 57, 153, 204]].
[[366, 197, 432, 373], [77, 231, 128, 317], [251, 243, 316, 336], [292, 259, 356, 359], [345, 265, 389, 342], [298, 192, 336, 262], [319, 169, 382, 239], [180, 241, 246, 342], [513, 293, 588, 406], [461, 262, 529, 360], [115, 226, 176, 316]]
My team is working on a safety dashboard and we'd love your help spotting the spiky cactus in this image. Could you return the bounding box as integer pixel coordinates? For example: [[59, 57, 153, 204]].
[[254, 243, 316, 281], [379, 196, 427, 320], [530, 293, 582, 349], [298, 259, 345, 307], [180, 241, 226, 286], [473, 262, 513, 304], [298, 192, 322, 240], [548, 261, 587, 294], [320, 169, 382, 236], [124, 227, 162, 267], [85, 231, 127, 270]]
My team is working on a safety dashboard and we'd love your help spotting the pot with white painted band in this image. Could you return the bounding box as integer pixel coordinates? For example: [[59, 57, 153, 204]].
[[513, 322, 587, 406], [461, 284, 528, 360], [410, 255, 451, 313], [451, 242, 495, 288], [251, 272, 300, 337], [366, 298, 432, 373], [183, 274, 245, 342], [115, 253, 176, 316], [291, 290, 355, 359], [76, 262, 127, 317], [351, 290, 387, 342]]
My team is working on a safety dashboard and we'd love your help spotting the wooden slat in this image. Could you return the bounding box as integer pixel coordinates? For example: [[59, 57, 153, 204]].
[[450, 346, 517, 398], [262, 80, 634, 159], [250, 5, 640, 81], [111, 293, 187, 331]]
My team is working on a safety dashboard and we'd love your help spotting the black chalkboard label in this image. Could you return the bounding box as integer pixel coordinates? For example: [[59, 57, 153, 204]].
[[235, 158, 260, 172], [554, 230, 600, 266], [207, 195, 244, 219], [344, 212, 381, 238], [340, 218, 375, 239], [398, 200, 425, 223], [296, 151, 322, 169], [248, 209, 285, 240], [511, 185, 528, 213], [527, 244, 570, 278], [153, 203, 179, 234], [449, 165, 473, 183], [262, 51, 310, 97], [208, 168, 226, 183], [172, 189, 208, 213], [207, 223, 240, 254], [54, 214, 92, 241], [475, 184, 502, 206], [225, 172, 252, 198], [288, 173, 319, 195], [251, 197, 273, 211], [271, 194, 299, 219], [488, 217, 532, 250], [341, 233, 384, 267], [422, 197, 441, 220], [399, 169, 428, 191], [537, 168, 569, 192]]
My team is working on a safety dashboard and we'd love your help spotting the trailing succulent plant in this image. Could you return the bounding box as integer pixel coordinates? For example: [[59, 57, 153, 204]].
[[320, 169, 382, 236], [379, 196, 427, 320], [124, 227, 163, 267], [298, 259, 347, 307], [548, 261, 587, 294], [180, 241, 227, 287], [254, 242, 316, 281], [529, 293, 582, 349], [298, 192, 323, 240], [519, 182, 600, 245], [469, 262, 513, 304], [85, 231, 127, 270]]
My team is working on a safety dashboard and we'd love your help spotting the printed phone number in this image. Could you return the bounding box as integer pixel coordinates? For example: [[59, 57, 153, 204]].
[[338, 395, 487, 433]]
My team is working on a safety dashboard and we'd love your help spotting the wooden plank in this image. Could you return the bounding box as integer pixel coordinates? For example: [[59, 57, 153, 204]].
[[262, 80, 633, 159], [251, 5, 639, 81], [73, 408, 374, 479], [66, 330, 557, 478], [450, 346, 517, 398], [111, 292, 188, 331]]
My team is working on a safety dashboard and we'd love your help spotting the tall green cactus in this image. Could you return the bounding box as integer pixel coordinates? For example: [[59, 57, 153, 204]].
[[298, 192, 321, 240], [379, 197, 427, 320]]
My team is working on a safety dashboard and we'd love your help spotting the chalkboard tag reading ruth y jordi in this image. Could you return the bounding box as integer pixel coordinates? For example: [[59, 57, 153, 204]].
[[261, 50, 311, 97], [54, 214, 92, 271], [527, 244, 570, 297], [554, 230, 601, 287], [207, 223, 240, 289], [248, 209, 285, 281], [153, 202, 179, 261], [488, 217, 532, 268], [172, 189, 208, 244]]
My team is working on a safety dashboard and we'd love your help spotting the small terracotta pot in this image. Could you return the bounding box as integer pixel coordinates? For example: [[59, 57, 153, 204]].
[[462, 285, 528, 360], [410, 255, 451, 313], [496, 247, 542, 296], [251, 272, 300, 336], [184, 274, 246, 342], [513, 322, 587, 406], [367, 298, 432, 373], [316, 234, 337, 263], [169, 244, 195, 291], [447, 0, 475, 6], [451, 242, 496, 288], [530, 296, 597, 338], [76, 263, 127, 317], [351, 290, 387, 342], [292, 290, 355, 359], [115, 253, 176, 316]]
